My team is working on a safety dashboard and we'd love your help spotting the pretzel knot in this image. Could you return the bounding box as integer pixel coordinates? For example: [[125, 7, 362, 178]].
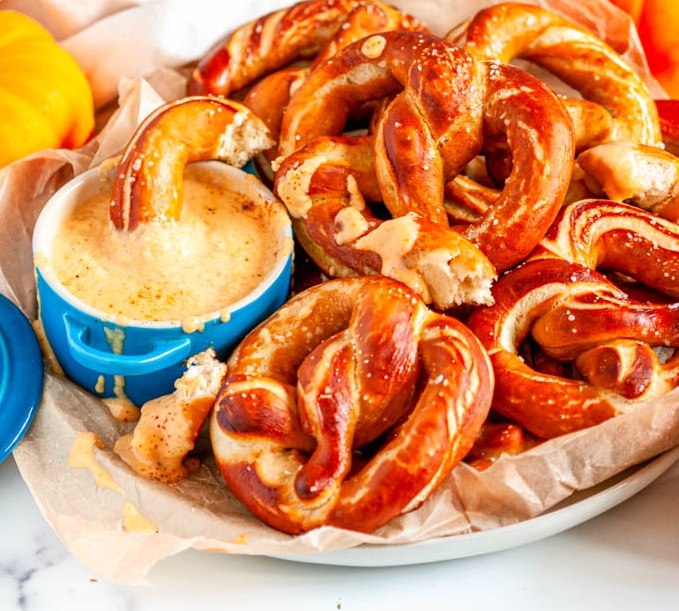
[[210, 276, 494, 534], [187, 0, 427, 178], [467, 200, 679, 440], [449, 1, 661, 148], [274, 29, 574, 305], [188, 0, 426, 98]]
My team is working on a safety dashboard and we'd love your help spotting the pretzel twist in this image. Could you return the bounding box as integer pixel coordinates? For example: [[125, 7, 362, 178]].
[[188, 0, 426, 97], [109, 97, 273, 231], [210, 276, 494, 534], [276, 30, 574, 283], [242, 0, 427, 176], [449, 2, 661, 148], [536, 199, 679, 298], [467, 200, 679, 439], [275, 134, 497, 309], [577, 140, 679, 222]]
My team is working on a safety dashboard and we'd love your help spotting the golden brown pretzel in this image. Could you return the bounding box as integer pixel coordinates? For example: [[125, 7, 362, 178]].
[[109, 97, 273, 231], [466, 199, 679, 439], [449, 2, 661, 148], [276, 30, 575, 277], [577, 140, 679, 221], [275, 134, 497, 309], [114, 350, 227, 484], [240, 0, 426, 176], [536, 199, 679, 298], [210, 276, 494, 534], [187, 0, 425, 97], [572, 99, 679, 222]]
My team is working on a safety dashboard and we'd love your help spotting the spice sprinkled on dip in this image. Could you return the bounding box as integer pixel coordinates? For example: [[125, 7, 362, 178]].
[[48, 164, 290, 323]]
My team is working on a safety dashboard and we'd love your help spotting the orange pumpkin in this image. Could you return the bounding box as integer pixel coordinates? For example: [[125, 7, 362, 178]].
[[0, 10, 94, 168], [637, 0, 679, 98], [608, 0, 679, 97]]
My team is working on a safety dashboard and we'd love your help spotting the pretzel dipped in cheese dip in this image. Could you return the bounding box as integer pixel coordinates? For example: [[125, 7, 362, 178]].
[[115, 349, 227, 484], [275, 134, 497, 309], [274, 29, 574, 303], [210, 276, 494, 534], [466, 199, 679, 440], [110, 96, 273, 231], [47, 97, 290, 324]]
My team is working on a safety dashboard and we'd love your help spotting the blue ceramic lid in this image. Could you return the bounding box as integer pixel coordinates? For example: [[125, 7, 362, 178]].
[[0, 294, 44, 463]]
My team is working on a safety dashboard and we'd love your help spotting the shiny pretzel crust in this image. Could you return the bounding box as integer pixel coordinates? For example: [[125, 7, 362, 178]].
[[109, 97, 273, 231], [467, 200, 679, 439], [275, 135, 497, 309], [188, 0, 426, 97], [210, 276, 493, 534], [451, 1, 661, 147], [276, 30, 574, 277]]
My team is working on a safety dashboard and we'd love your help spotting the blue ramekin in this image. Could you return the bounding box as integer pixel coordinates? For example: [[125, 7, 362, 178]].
[[33, 161, 293, 407]]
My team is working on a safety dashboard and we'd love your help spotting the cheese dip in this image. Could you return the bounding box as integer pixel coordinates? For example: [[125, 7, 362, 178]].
[[48, 164, 290, 323]]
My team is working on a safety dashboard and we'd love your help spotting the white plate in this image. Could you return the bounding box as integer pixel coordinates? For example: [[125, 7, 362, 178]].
[[271, 445, 679, 567]]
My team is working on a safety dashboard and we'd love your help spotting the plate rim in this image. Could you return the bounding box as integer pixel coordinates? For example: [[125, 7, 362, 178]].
[[268, 444, 679, 567]]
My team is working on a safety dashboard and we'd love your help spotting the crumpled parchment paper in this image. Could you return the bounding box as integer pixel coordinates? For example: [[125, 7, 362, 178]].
[[2, 0, 678, 585]]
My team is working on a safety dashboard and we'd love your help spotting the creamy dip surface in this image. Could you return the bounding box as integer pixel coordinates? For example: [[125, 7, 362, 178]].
[[49, 166, 287, 322]]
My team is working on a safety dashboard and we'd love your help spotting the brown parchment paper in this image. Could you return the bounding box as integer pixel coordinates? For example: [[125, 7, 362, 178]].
[[3, 0, 679, 585]]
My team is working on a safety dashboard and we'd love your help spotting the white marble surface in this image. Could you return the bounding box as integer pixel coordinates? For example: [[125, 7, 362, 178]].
[[1, 451, 678, 611]]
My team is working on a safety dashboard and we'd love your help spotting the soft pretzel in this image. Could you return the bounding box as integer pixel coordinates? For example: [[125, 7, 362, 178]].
[[241, 0, 426, 175], [109, 97, 273, 231], [449, 2, 661, 148], [276, 30, 575, 278], [577, 140, 679, 221], [115, 350, 227, 484], [210, 276, 494, 534], [275, 134, 497, 309], [187, 0, 426, 97], [536, 199, 679, 298], [467, 199, 679, 439], [574, 100, 679, 223]]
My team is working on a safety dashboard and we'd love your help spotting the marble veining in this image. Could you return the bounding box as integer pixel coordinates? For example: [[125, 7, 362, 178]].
[[2, 452, 679, 611]]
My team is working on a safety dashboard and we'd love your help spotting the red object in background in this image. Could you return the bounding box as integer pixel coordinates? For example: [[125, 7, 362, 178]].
[[609, 0, 679, 98]]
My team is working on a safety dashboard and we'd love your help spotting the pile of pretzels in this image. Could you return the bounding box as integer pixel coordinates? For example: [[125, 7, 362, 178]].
[[134, 0, 679, 536]]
